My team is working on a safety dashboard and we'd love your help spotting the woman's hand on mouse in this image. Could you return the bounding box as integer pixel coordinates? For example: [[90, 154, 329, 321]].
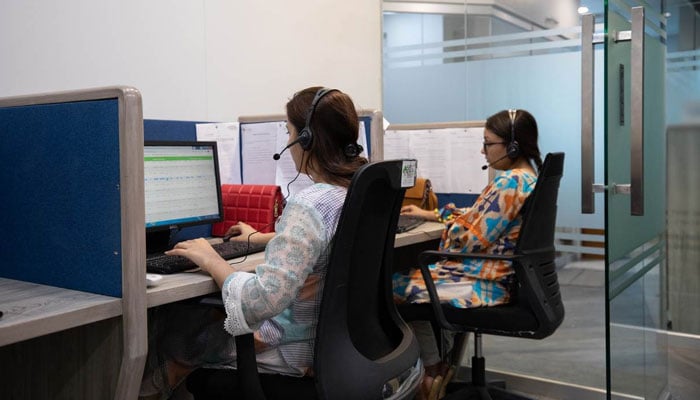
[[225, 222, 275, 245]]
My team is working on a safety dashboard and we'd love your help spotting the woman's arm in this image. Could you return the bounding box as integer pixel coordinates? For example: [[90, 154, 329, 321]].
[[400, 204, 437, 221], [220, 201, 326, 335]]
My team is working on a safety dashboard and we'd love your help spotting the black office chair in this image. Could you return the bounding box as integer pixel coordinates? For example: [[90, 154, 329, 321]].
[[186, 159, 423, 400], [399, 152, 565, 400]]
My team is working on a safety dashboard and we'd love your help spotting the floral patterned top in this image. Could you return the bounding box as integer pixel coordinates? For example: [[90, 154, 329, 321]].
[[221, 183, 346, 374], [394, 168, 536, 308]]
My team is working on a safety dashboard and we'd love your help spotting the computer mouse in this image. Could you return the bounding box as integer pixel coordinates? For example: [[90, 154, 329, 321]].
[[146, 273, 163, 287]]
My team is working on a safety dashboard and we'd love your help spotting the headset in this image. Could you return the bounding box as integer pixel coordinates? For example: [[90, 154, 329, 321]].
[[297, 87, 364, 157], [506, 108, 521, 159], [273, 87, 364, 160], [297, 88, 337, 151]]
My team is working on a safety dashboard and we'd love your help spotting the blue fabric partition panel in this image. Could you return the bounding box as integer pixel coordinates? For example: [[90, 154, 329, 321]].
[[144, 119, 205, 142], [359, 115, 372, 156], [0, 99, 122, 297]]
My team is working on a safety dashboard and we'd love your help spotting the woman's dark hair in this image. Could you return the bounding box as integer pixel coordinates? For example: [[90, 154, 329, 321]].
[[485, 109, 543, 172], [286, 86, 368, 187]]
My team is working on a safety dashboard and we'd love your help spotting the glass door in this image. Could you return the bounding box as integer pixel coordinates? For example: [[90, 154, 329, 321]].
[[598, 1, 668, 398], [382, 1, 699, 398]]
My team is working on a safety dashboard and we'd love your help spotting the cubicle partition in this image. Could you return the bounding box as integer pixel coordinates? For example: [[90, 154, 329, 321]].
[[359, 109, 385, 161], [384, 121, 487, 207], [238, 109, 383, 188], [384, 121, 600, 260], [0, 86, 146, 399], [142, 111, 384, 236]]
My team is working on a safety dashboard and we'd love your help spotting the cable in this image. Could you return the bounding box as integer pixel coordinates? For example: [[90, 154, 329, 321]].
[[284, 165, 303, 203], [227, 218, 278, 265]]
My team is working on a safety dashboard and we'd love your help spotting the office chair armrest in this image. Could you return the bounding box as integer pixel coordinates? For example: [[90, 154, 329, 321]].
[[418, 250, 520, 266], [235, 333, 266, 399], [413, 263, 460, 332], [191, 295, 266, 398], [413, 250, 523, 332]]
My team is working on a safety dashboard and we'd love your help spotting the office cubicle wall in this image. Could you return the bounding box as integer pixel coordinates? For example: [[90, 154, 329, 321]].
[[360, 109, 384, 161], [238, 109, 383, 183], [0, 87, 145, 298], [140, 110, 382, 234], [0, 86, 147, 399], [384, 120, 596, 257], [384, 121, 486, 207]]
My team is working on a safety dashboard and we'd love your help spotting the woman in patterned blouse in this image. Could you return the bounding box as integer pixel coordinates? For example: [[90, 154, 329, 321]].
[[394, 109, 543, 399], [140, 87, 368, 399]]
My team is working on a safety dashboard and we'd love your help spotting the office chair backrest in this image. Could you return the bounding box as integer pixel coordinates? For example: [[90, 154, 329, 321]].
[[314, 160, 421, 399], [513, 152, 566, 338]]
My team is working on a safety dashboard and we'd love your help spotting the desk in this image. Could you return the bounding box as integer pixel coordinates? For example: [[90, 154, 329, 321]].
[[0, 278, 126, 398], [395, 221, 444, 247], [0, 222, 443, 399], [146, 221, 444, 307], [147, 251, 265, 308]]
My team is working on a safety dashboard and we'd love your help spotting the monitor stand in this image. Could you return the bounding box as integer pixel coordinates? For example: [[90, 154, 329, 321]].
[[145, 228, 176, 255]]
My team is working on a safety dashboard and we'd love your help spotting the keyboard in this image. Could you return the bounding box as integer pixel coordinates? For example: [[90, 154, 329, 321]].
[[146, 240, 267, 274], [396, 215, 425, 233]]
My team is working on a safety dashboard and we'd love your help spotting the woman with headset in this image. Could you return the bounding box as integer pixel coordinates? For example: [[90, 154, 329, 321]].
[[394, 109, 543, 399], [140, 87, 367, 399]]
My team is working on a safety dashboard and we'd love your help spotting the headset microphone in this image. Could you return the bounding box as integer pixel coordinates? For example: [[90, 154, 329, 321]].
[[272, 138, 302, 160], [481, 154, 510, 170]]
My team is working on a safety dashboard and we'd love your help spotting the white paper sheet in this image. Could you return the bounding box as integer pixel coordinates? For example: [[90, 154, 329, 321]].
[[195, 122, 241, 184], [383, 127, 488, 194], [383, 130, 411, 160], [450, 128, 488, 193], [240, 121, 285, 184]]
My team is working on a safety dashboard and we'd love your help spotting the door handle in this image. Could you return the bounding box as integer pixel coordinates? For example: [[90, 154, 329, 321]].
[[588, 8, 645, 216], [612, 7, 645, 215], [581, 13, 595, 214], [630, 6, 645, 216]]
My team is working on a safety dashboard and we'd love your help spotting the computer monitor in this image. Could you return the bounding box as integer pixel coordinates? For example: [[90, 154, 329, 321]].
[[144, 141, 223, 252]]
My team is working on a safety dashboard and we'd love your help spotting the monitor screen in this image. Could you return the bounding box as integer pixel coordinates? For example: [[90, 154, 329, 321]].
[[144, 141, 223, 232]]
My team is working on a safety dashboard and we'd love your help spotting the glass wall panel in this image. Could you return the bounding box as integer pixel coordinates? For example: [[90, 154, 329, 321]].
[[664, 1, 700, 398], [382, 1, 607, 391]]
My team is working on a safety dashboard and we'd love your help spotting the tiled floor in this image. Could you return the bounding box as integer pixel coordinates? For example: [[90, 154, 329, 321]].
[[469, 259, 700, 399], [484, 260, 607, 390]]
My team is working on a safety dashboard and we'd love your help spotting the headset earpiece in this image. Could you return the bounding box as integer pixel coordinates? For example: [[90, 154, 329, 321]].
[[507, 109, 520, 159], [297, 128, 312, 151], [506, 141, 520, 159], [344, 143, 363, 158]]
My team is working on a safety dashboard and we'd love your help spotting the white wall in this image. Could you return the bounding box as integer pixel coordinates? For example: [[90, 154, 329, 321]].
[[0, 0, 382, 121]]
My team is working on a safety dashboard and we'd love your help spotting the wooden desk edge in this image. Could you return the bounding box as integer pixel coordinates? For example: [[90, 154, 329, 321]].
[[0, 224, 444, 346], [0, 278, 123, 347], [395, 221, 444, 247]]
